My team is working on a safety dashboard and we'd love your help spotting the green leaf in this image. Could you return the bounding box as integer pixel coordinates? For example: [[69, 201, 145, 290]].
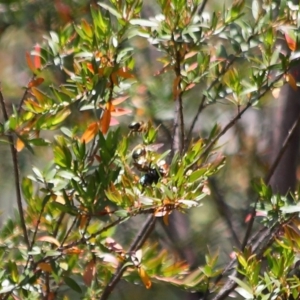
[[280, 206, 300, 214], [130, 19, 158, 27], [22, 178, 33, 201], [98, 2, 122, 19], [64, 276, 82, 293], [229, 275, 253, 295]]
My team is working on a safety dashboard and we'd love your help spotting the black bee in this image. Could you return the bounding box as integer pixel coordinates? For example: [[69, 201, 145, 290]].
[[139, 169, 160, 186], [128, 121, 149, 133], [131, 144, 164, 172]]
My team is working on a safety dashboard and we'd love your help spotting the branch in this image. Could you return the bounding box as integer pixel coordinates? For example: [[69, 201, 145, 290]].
[[99, 215, 156, 300], [210, 108, 300, 300], [209, 178, 241, 248], [171, 31, 186, 155], [241, 110, 300, 249], [187, 56, 237, 144], [0, 89, 30, 249]]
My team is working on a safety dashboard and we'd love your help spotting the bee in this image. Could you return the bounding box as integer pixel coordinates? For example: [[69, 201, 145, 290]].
[[139, 161, 169, 186], [156, 159, 169, 177], [131, 144, 164, 172], [139, 171, 160, 186], [128, 121, 149, 133]]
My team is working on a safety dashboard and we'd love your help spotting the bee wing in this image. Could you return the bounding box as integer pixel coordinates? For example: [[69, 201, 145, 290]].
[[146, 143, 164, 152]]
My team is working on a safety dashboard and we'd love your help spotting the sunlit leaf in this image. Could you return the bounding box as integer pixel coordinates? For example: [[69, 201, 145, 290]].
[[81, 19, 93, 38], [64, 247, 84, 255], [37, 236, 60, 248], [16, 138, 25, 152], [33, 44, 42, 69], [285, 30, 297, 51], [81, 122, 99, 143], [111, 95, 129, 105]]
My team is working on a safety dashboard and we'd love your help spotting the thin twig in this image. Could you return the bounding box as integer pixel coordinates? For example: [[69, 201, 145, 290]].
[[186, 57, 237, 144], [211, 221, 284, 300], [210, 111, 300, 300], [60, 215, 78, 247], [209, 178, 241, 248], [171, 30, 186, 155], [99, 215, 156, 300], [53, 212, 65, 238], [17, 74, 35, 114], [0, 89, 30, 248], [241, 111, 300, 250]]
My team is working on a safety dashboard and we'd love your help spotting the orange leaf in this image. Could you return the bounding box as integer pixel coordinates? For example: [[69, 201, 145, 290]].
[[34, 44, 41, 69], [38, 262, 52, 272], [81, 122, 99, 143], [31, 87, 47, 104], [111, 108, 132, 117], [101, 107, 111, 134], [26, 52, 37, 73], [111, 95, 129, 106], [28, 77, 44, 88], [86, 62, 94, 74], [116, 67, 135, 79], [285, 31, 297, 51], [64, 247, 83, 255], [83, 259, 96, 286], [187, 62, 198, 72], [163, 213, 169, 226], [138, 267, 152, 289], [79, 214, 88, 230], [81, 19, 93, 38], [16, 138, 25, 152], [184, 51, 198, 60], [111, 72, 118, 86], [286, 73, 298, 91], [185, 83, 196, 91], [37, 236, 60, 248]]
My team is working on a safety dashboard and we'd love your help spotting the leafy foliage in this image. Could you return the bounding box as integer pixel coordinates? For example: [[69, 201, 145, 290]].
[[0, 0, 300, 299]]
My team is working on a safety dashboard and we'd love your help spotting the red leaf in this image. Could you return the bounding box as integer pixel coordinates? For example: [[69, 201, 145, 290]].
[[116, 67, 135, 79], [101, 104, 112, 134], [34, 44, 41, 69], [26, 52, 37, 73], [28, 77, 44, 88], [111, 108, 132, 116], [285, 31, 297, 51]]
